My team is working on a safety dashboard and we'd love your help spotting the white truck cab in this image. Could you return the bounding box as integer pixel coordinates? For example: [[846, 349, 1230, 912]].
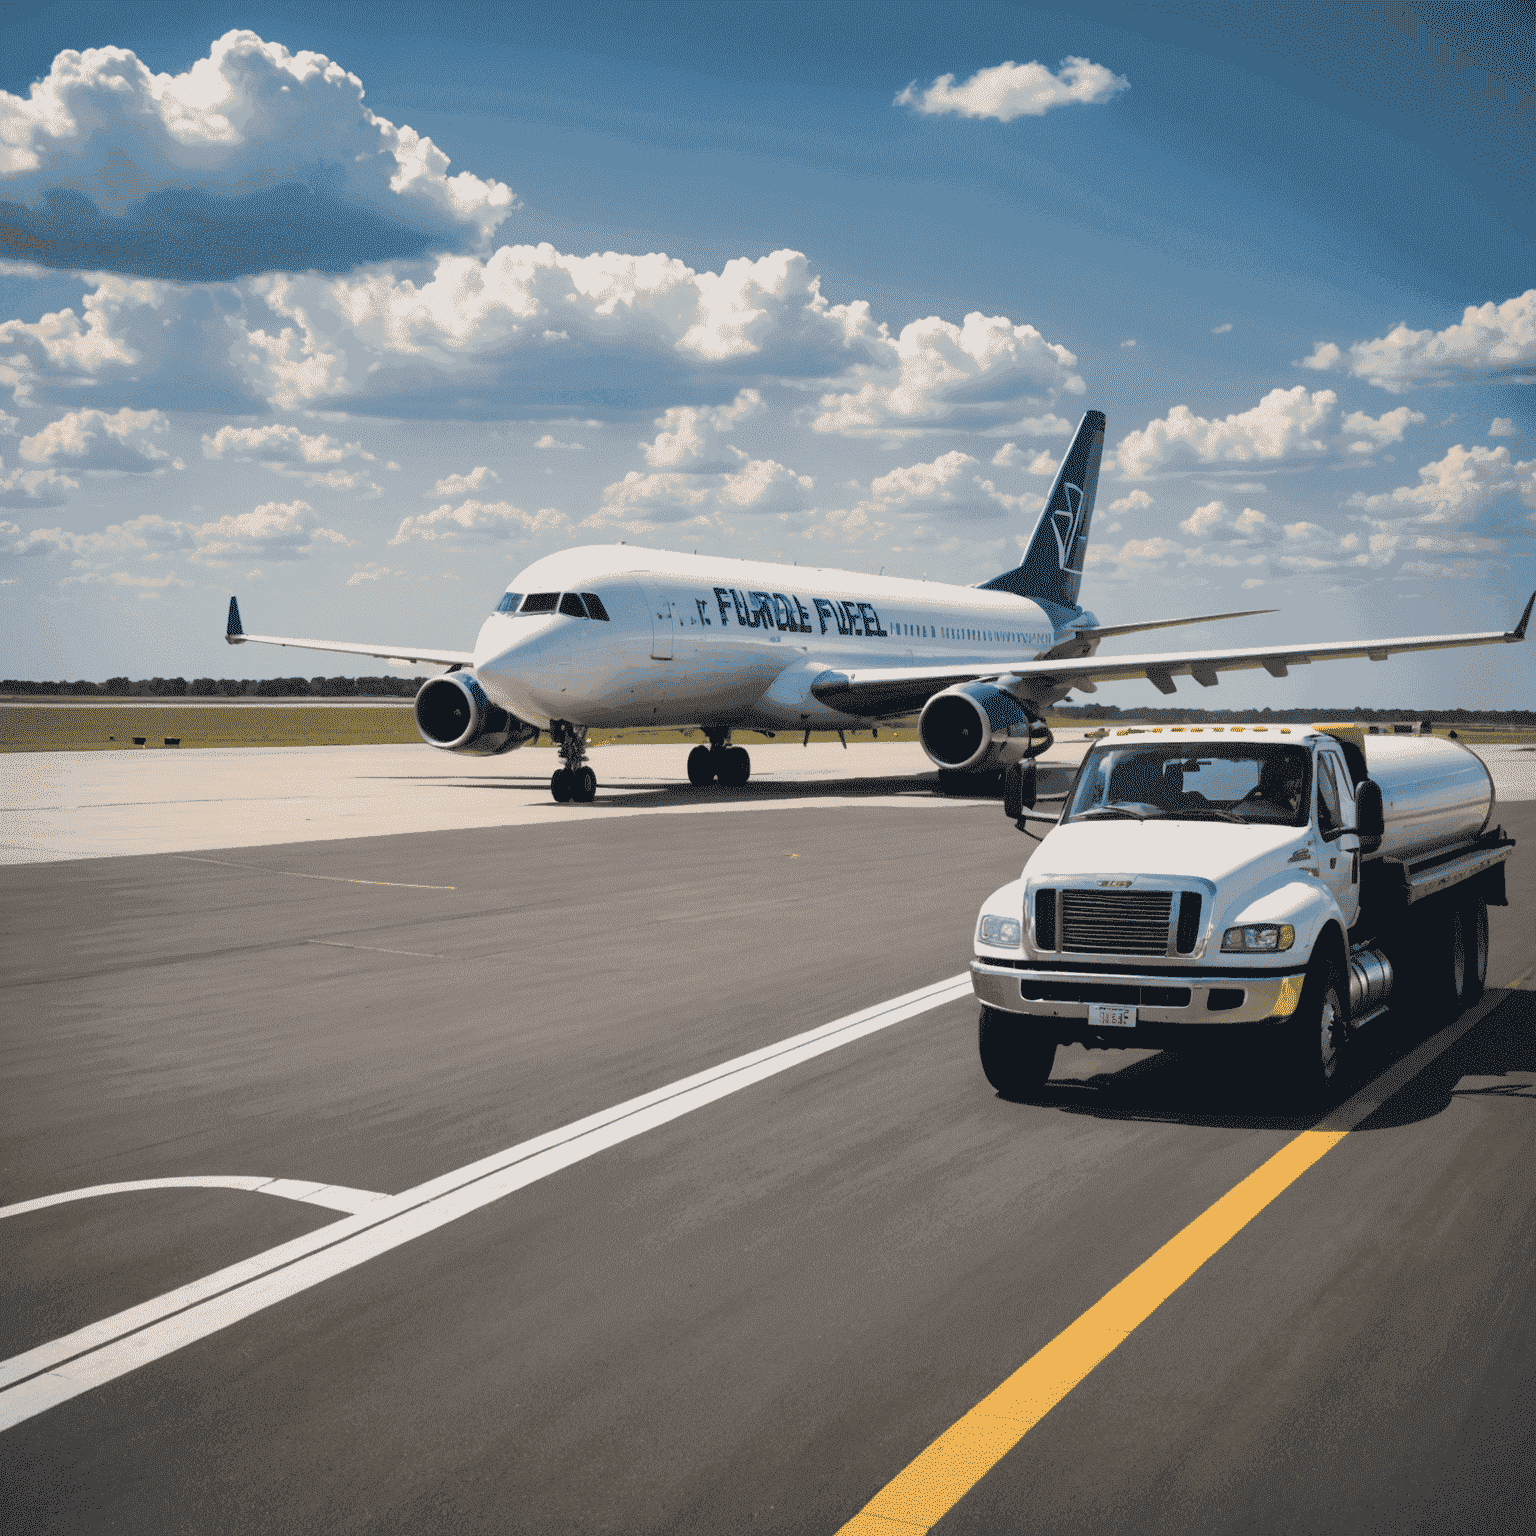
[[972, 724, 1513, 1100]]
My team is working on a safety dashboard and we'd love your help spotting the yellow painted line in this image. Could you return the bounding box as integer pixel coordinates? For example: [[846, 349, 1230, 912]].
[[840, 965, 1536, 1533], [836, 1128, 1347, 1534]]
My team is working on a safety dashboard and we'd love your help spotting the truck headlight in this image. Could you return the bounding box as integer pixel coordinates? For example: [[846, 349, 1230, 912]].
[[1221, 923, 1295, 953], [977, 914, 1022, 948]]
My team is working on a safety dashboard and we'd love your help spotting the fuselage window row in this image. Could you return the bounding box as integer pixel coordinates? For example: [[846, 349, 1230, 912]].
[[497, 598, 1021, 643]]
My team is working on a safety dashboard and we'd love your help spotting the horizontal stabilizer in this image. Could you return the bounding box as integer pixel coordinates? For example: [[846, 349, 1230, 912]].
[[221, 596, 473, 669], [1069, 607, 1276, 643]]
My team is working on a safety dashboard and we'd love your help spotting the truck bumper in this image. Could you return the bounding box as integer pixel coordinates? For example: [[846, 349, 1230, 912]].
[[970, 960, 1306, 1047]]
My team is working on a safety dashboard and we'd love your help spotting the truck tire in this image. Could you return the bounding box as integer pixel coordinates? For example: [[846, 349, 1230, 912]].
[[1463, 893, 1489, 1007], [978, 1007, 1056, 1100], [1422, 897, 1472, 1020], [1282, 955, 1346, 1105]]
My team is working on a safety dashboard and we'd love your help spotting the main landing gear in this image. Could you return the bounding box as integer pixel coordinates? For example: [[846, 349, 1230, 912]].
[[686, 731, 751, 788], [549, 721, 597, 804]]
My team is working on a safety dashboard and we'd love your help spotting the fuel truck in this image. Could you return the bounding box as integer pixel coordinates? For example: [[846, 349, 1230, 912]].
[[970, 725, 1513, 1099]]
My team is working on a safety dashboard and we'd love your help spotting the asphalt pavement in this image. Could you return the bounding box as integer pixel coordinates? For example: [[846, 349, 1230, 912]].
[[1, 789, 1532, 1533]]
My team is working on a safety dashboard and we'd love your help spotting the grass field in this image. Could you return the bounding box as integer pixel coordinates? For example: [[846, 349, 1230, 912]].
[[0, 706, 429, 753], [0, 707, 926, 754], [6, 704, 1529, 754]]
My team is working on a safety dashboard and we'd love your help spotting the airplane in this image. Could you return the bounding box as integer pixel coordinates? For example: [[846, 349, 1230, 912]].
[[223, 409, 1534, 807]]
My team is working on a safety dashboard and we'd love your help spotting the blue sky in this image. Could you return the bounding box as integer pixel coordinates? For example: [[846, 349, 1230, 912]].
[[1, 0, 1532, 709]]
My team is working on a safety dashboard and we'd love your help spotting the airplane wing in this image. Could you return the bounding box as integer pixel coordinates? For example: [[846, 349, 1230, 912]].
[[222, 597, 474, 669], [811, 590, 1536, 718]]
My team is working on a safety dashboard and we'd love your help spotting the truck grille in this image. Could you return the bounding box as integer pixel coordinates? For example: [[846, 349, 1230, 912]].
[[1059, 890, 1172, 956]]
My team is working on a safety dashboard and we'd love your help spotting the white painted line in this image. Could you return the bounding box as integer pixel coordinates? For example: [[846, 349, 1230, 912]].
[[170, 854, 456, 890], [306, 940, 448, 960], [0, 973, 974, 1430], [258, 1182, 390, 1215], [0, 1176, 390, 1222]]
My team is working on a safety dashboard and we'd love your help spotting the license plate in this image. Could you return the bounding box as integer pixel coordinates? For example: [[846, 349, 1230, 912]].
[[1088, 1002, 1137, 1030]]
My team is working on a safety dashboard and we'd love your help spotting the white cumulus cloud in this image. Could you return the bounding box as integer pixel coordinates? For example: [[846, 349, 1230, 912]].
[[812, 312, 1082, 438], [591, 457, 814, 529], [20, 406, 171, 472], [1341, 406, 1426, 453], [1489, 417, 1515, 437], [1115, 387, 1337, 478], [193, 498, 348, 563], [896, 57, 1128, 121], [428, 466, 499, 498], [640, 389, 762, 468], [202, 421, 381, 491], [390, 499, 564, 544], [0, 32, 515, 279], [1344, 291, 1536, 393], [1346, 444, 1536, 526], [0, 246, 886, 418]]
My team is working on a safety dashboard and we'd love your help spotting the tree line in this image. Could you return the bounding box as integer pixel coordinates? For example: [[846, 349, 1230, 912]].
[[2, 676, 428, 698], [1053, 703, 1536, 727]]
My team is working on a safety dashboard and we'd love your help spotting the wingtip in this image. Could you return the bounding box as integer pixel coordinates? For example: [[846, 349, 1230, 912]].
[[225, 594, 243, 642], [1512, 589, 1536, 641]]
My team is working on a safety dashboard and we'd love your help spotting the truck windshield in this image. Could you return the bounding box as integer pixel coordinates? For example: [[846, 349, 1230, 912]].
[[1064, 741, 1312, 827]]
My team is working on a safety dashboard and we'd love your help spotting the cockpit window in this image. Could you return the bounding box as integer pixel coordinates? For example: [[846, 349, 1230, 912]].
[[494, 591, 522, 614], [1064, 741, 1312, 827], [558, 592, 588, 618], [581, 592, 610, 621], [519, 592, 559, 614]]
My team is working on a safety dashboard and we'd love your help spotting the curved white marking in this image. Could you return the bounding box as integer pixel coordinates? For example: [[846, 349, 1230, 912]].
[[0, 973, 973, 1429], [0, 1177, 388, 1221]]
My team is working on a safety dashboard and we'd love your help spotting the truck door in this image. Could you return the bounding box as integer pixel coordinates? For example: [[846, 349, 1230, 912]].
[[1315, 748, 1360, 926]]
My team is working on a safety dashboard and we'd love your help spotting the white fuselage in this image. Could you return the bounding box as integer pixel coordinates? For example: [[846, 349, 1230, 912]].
[[471, 544, 1079, 731]]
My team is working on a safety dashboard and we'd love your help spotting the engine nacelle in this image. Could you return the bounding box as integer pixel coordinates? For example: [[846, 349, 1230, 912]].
[[918, 681, 1052, 774], [414, 673, 538, 756]]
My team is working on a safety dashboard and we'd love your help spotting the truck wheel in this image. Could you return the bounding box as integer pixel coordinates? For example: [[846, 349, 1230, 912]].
[[1461, 894, 1488, 1008], [1282, 956, 1346, 1105], [978, 1007, 1056, 1100], [1423, 898, 1471, 1019]]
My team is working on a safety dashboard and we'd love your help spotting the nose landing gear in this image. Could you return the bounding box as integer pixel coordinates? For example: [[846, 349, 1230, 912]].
[[687, 731, 751, 788], [550, 721, 597, 804]]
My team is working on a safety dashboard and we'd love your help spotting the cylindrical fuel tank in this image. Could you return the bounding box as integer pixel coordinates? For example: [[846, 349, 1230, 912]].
[[1361, 735, 1493, 861]]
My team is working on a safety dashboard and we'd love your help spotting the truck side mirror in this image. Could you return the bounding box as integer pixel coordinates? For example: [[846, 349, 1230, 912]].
[[1355, 779, 1384, 854], [1004, 759, 1037, 820]]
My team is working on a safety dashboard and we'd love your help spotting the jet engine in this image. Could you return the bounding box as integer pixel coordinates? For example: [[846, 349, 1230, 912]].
[[917, 681, 1052, 774], [414, 673, 539, 756]]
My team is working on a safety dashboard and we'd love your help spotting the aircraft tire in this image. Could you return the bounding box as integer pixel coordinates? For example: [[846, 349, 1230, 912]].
[[687, 745, 716, 786], [550, 768, 573, 803], [572, 766, 597, 803], [719, 746, 751, 787]]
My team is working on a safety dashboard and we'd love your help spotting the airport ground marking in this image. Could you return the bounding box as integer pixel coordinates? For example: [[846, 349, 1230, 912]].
[[171, 853, 455, 889], [307, 939, 449, 959], [0, 972, 973, 1431], [834, 984, 1519, 1535], [0, 1177, 388, 1222]]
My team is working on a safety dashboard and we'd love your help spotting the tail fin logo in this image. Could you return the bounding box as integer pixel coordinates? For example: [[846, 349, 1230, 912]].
[[1050, 483, 1086, 572]]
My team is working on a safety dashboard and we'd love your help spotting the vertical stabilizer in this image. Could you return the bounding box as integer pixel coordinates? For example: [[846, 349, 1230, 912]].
[[979, 409, 1105, 608]]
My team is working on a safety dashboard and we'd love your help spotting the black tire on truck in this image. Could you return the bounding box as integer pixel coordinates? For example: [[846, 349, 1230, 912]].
[[1282, 953, 1346, 1105], [978, 1007, 1056, 1100], [1419, 894, 1475, 1021], [1462, 892, 1489, 1009]]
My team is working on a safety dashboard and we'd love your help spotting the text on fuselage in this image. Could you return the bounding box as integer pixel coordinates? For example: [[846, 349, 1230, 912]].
[[709, 587, 888, 638]]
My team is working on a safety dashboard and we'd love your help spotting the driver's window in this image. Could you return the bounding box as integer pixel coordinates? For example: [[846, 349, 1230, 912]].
[[1316, 752, 1343, 837]]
